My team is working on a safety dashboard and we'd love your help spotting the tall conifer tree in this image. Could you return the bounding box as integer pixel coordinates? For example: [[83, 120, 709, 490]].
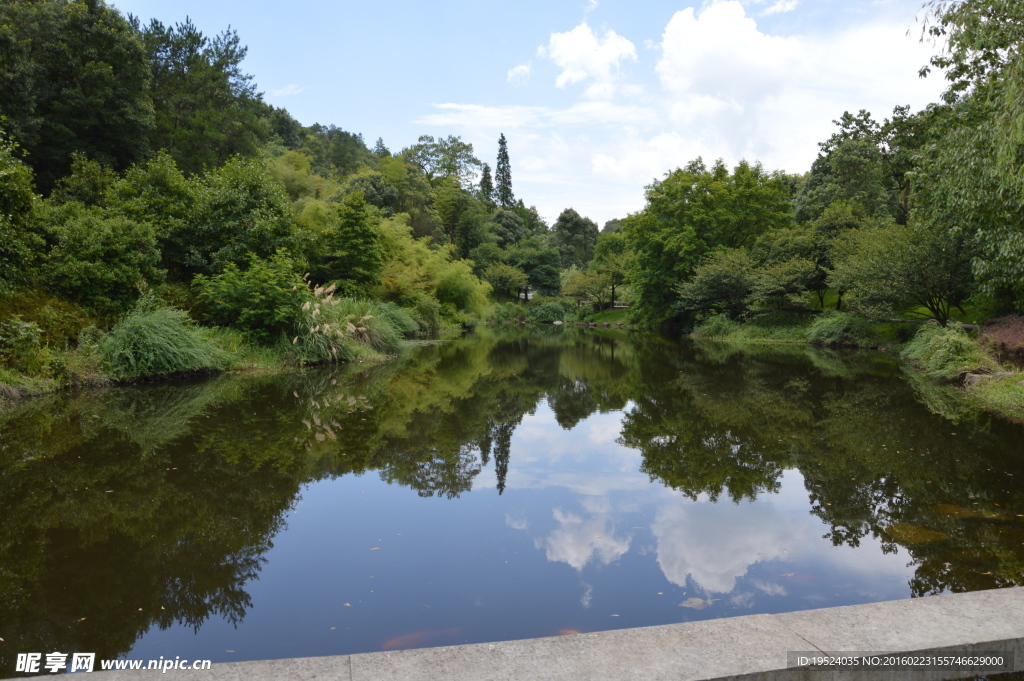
[[495, 133, 514, 208], [479, 163, 494, 204]]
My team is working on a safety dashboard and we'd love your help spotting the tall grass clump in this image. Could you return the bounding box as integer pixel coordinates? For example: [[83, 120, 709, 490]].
[[901, 324, 998, 381], [100, 297, 232, 380], [291, 284, 411, 364], [691, 314, 740, 340], [806, 311, 876, 347]]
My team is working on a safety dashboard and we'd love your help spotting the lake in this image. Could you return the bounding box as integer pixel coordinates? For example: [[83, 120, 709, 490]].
[[1, 327, 1022, 674]]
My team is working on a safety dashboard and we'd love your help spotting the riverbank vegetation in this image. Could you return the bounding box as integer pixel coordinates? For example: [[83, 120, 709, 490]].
[[1, 0, 1022, 419]]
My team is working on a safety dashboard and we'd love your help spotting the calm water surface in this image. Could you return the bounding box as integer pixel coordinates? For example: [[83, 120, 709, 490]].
[[2, 328, 1023, 674]]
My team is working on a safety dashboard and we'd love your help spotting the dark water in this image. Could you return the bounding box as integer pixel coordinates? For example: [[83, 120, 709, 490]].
[[2, 328, 1023, 674]]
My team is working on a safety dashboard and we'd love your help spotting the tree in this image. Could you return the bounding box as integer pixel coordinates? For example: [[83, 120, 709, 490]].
[[487, 209, 527, 247], [828, 221, 977, 326], [179, 157, 298, 276], [478, 163, 494, 205], [37, 204, 164, 316], [482, 262, 528, 300], [0, 133, 39, 295], [592, 231, 633, 306], [495, 133, 514, 208], [0, 0, 154, 193], [136, 18, 267, 175], [625, 158, 793, 325], [505, 237, 561, 296], [675, 249, 754, 318], [309, 192, 382, 292], [372, 137, 390, 158], [404, 135, 481, 188], [552, 208, 599, 269]]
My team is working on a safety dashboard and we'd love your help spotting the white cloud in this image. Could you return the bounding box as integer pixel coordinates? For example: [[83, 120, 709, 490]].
[[416, 2, 945, 226], [271, 84, 307, 96], [537, 22, 637, 98], [507, 63, 532, 85], [541, 506, 632, 571], [761, 0, 799, 15], [652, 498, 798, 594]]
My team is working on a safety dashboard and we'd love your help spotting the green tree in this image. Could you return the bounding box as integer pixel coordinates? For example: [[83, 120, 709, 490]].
[[0, 133, 39, 295], [309, 192, 382, 292], [675, 249, 754, 318], [404, 135, 482, 188], [552, 208, 599, 269], [482, 262, 528, 300], [495, 133, 514, 208], [181, 157, 298, 276], [625, 158, 793, 325], [37, 204, 164, 316], [0, 0, 154, 193], [828, 221, 977, 326], [193, 250, 307, 343], [135, 18, 267, 175], [487, 208, 527, 247], [592, 231, 633, 306], [478, 163, 494, 205], [104, 151, 198, 281]]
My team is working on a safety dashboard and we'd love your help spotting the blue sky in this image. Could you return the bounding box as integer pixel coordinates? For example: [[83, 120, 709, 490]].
[[110, 0, 948, 226]]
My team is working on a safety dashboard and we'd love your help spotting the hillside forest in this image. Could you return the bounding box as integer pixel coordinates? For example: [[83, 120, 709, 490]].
[[1, 0, 1023, 411]]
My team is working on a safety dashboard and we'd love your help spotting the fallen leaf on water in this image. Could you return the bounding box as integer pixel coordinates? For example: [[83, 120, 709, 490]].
[[382, 629, 461, 651], [780, 573, 795, 577], [343, 603, 351, 607], [679, 598, 709, 610], [632, 527, 645, 529], [610, 614, 620, 617], [557, 629, 583, 636], [78, 618, 86, 622], [330, 627, 336, 630], [369, 547, 380, 551], [226, 650, 235, 653]]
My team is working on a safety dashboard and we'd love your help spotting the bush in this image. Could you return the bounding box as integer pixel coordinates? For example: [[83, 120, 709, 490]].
[[38, 204, 164, 316], [0, 289, 93, 348], [691, 314, 740, 340], [806, 311, 876, 347], [901, 324, 998, 381], [193, 250, 308, 344], [100, 298, 232, 380], [0, 317, 47, 374], [491, 301, 526, 323], [527, 301, 568, 323]]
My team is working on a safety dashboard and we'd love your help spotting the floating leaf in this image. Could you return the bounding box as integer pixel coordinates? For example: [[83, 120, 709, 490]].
[[343, 603, 351, 607], [678, 598, 709, 610], [557, 629, 583, 636], [369, 547, 380, 550]]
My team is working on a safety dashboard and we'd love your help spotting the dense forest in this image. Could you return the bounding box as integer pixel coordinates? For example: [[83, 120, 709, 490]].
[[0, 0, 1022, 407]]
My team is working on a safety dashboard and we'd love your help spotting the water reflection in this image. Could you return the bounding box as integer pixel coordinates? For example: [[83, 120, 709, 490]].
[[2, 327, 1023, 672]]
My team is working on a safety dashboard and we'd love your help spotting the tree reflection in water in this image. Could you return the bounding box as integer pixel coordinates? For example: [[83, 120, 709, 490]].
[[1, 327, 1022, 669]]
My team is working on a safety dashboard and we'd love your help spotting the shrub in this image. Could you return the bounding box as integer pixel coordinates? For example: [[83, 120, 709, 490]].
[[527, 301, 568, 323], [806, 311, 875, 347], [0, 317, 47, 374], [691, 314, 740, 340], [100, 298, 232, 380], [901, 324, 998, 381], [193, 250, 308, 344], [0, 289, 93, 348], [38, 204, 164, 316]]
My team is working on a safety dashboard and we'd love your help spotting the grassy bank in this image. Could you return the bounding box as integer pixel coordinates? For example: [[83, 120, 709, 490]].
[[0, 291, 414, 410], [691, 311, 1024, 423]]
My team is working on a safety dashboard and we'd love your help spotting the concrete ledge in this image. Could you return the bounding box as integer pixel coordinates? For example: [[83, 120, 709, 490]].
[[15, 587, 1024, 681]]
